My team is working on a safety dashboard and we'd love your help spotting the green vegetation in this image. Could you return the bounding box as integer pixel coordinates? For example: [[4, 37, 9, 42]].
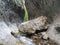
[[22, 0, 28, 21], [13, 0, 28, 22], [23, 5, 28, 22]]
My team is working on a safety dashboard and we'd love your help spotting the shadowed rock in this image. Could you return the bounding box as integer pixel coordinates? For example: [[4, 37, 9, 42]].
[[25, 0, 60, 23]]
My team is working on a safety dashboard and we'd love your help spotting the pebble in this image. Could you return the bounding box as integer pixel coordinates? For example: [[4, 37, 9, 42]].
[[41, 32, 48, 40]]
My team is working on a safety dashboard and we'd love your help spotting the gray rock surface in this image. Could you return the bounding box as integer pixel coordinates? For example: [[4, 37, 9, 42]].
[[47, 15, 60, 45], [25, 0, 60, 44], [25, 0, 60, 23], [0, 0, 24, 23], [0, 21, 35, 45], [0, 21, 23, 45], [0, 0, 27, 45], [0, 0, 60, 45], [0, 0, 36, 45]]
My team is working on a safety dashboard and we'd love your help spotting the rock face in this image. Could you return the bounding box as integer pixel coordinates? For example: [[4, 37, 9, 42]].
[[25, 0, 60, 45], [47, 15, 60, 45], [25, 0, 60, 23], [0, 21, 35, 45], [0, 0, 60, 45], [0, 0, 25, 37], [0, 0, 36, 45], [0, 21, 24, 45], [0, 0, 24, 23], [0, 0, 24, 45]]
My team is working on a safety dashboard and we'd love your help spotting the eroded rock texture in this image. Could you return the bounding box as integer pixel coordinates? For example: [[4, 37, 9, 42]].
[[18, 16, 47, 33], [25, 0, 60, 45], [0, 0, 60, 45]]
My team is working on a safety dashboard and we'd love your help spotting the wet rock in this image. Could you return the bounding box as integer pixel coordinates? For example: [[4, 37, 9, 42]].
[[15, 35, 35, 45], [0, 22, 24, 45], [0, 0, 25, 45], [0, 21, 36, 45]]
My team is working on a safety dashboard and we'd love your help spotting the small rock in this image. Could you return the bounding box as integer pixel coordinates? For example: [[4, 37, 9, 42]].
[[41, 32, 48, 40]]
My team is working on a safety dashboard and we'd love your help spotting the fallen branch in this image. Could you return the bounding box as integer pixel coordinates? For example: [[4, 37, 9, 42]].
[[18, 16, 48, 33]]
